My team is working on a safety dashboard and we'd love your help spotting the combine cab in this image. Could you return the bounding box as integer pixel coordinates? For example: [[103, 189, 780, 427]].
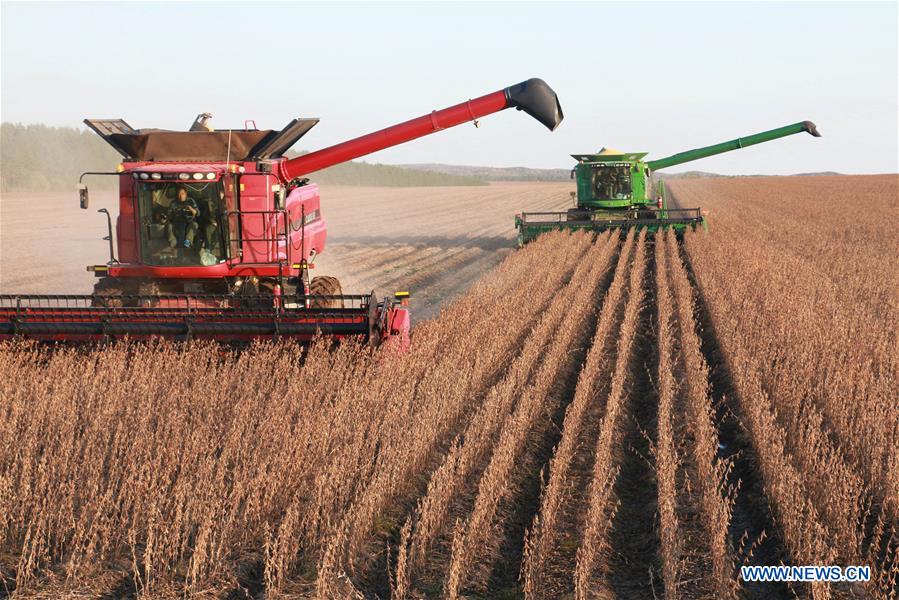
[[2, 79, 564, 345], [516, 121, 821, 245]]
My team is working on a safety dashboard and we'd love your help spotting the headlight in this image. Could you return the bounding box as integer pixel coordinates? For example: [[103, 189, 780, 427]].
[[139, 173, 149, 180], [150, 173, 162, 180], [192, 172, 204, 180], [206, 172, 215, 180], [132, 173, 140, 180], [178, 173, 190, 180]]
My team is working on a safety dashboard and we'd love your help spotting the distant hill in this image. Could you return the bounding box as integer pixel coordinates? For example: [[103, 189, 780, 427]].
[[792, 171, 843, 177], [285, 152, 485, 187], [403, 164, 846, 182], [657, 170, 844, 179], [0, 123, 486, 193], [402, 164, 733, 182], [654, 171, 724, 180], [401, 164, 735, 182], [313, 162, 486, 187], [401, 163, 571, 182]]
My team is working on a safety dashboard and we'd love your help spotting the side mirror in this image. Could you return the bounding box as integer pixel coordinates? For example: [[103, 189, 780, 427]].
[[570, 168, 576, 180], [78, 184, 89, 209]]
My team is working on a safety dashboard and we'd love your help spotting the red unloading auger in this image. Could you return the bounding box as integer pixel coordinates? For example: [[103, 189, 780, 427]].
[[280, 78, 564, 180]]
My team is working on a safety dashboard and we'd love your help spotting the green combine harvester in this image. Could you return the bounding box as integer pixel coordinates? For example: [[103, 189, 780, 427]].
[[515, 121, 821, 245]]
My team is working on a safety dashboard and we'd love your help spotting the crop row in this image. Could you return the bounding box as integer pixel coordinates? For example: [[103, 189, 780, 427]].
[[0, 230, 606, 597], [3, 174, 895, 598], [673, 176, 898, 599]]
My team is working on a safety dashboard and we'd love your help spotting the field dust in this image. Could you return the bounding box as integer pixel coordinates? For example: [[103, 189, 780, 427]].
[[0, 182, 572, 319]]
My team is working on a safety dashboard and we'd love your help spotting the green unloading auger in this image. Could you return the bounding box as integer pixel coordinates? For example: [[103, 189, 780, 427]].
[[515, 120, 822, 245], [646, 121, 821, 170]]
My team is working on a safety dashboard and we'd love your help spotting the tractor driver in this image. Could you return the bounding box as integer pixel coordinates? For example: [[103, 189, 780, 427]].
[[595, 168, 616, 199], [613, 167, 629, 199], [167, 186, 199, 250]]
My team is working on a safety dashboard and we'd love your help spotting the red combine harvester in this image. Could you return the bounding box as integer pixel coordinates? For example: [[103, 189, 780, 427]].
[[0, 79, 563, 346]]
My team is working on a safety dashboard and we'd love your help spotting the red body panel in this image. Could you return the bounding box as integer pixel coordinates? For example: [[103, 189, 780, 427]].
[[116, 173, 139, 264], [109, 160, 326, 280], [386, 307, 411, 352], [282, 184, 327, 260], [237, 170, 274, 264]]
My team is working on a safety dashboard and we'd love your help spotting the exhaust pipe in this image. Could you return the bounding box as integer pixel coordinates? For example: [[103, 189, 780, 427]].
[[281, 78, 564, 179]]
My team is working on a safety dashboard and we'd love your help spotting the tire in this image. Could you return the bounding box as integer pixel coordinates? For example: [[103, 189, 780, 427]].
[[309, 276, 344, 309]]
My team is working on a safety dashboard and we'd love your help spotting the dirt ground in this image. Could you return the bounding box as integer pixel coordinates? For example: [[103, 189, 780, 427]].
[[0, 182, 572, 320]]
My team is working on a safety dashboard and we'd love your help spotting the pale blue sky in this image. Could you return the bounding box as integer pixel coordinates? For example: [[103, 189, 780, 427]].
[[2, 1, 896, 174]]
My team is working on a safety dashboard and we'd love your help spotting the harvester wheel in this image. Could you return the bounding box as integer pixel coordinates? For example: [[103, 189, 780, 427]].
[[309, 276, 345, 309], [91, 279, 124, 308]]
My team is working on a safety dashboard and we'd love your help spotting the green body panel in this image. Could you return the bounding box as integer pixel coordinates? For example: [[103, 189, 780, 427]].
[[515, 120, 820, 245]]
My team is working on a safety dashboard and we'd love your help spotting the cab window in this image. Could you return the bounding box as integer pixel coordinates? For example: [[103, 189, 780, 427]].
[[590, 165, 632, 200], [136, 181, 228, 266]]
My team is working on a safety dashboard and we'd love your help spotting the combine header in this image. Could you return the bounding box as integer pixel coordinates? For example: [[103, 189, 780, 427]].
[[1, 79, 563, 345], [515, 121, 821, 245]]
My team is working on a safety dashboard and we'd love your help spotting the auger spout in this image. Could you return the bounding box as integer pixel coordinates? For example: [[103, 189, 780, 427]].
[[281, 78, 563, 180], [646, 121, 821, 171]]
